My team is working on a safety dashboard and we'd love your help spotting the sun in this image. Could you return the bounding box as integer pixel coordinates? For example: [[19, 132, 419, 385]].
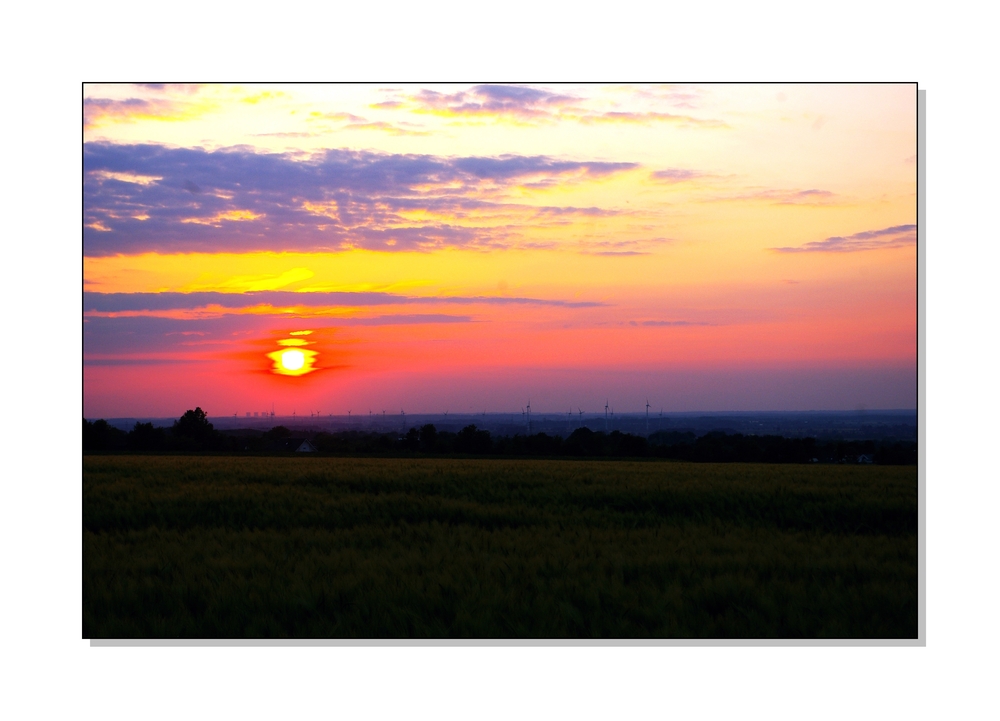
[[280, 349, 305, 371], [266, 338, 318, 376]]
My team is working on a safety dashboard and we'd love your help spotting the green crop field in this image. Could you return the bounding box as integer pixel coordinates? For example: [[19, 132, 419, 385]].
[[83, 456, 917, 639]]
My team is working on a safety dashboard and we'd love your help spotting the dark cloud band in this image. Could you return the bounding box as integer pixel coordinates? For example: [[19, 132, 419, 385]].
[[83, 291, 608, 313], [83, 313, 477, 357]]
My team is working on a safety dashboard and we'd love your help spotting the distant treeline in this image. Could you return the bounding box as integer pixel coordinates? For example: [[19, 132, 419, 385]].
[[85, 408, 228, 453], [84, 408, 917, 464]]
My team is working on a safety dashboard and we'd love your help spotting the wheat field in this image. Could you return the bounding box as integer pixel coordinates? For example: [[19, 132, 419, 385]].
[[83, 456, 917, 638]]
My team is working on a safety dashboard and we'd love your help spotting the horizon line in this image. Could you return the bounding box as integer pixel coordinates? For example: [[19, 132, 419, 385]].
[[88, 408, 918, 421]]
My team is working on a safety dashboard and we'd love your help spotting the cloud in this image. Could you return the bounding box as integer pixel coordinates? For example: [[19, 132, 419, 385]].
[[346, 120, 431, 136], [413, 84, 578, 120], [82, 314, 515, 370], [83, 312, 478, 358], [83, 88, 212, 129], [84, 358, 211, 366], [339, 314, 473, 326], [626, 85, 707, 109], [650, 168, 705, 183], [83, 143, 637, 255], [636, 320, 711, 326], [770, 224, 917, 253], [82, 286, 607, 362], [391, 85, 728, 128], [83, 291, 608, 314], [84, 98, 185, 128], [576, 237, 673, 256], [577, 111, 726, 128], [787, 189, 834, 201], [135, 83, 201, 95], [588, 251, 648, 256], [451, 154, 632, 181], [84, 314, 273, 356], [252, 131, 319, 139], [307, 111, 430, 136], [708, 188, 839, 205]]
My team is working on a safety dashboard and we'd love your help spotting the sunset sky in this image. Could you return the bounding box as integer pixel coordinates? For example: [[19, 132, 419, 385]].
[[83, 83, 916, 418]]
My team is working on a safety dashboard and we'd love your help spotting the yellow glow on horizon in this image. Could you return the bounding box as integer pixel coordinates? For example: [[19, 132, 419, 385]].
[[83, 227, 917, 309]]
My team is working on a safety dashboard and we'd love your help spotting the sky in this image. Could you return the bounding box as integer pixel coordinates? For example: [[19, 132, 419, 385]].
[[83, 83, 916, 418]]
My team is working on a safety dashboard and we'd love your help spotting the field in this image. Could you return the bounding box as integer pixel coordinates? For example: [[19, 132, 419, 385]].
[[83, 456, 917, 639]]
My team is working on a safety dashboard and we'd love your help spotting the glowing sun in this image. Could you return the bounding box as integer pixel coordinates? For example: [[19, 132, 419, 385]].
[[280, 349, 305, 371], [266, 341, 318, 376]]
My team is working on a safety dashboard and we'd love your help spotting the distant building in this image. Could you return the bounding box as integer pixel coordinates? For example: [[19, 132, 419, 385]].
[[857, 454, 874, 464]]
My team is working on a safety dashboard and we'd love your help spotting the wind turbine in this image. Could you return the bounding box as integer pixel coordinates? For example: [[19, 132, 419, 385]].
[[578, 408, 583, 428], [526, 399, 531, 435], [605, 400, 609, 433], [646, 399, 651, 435]]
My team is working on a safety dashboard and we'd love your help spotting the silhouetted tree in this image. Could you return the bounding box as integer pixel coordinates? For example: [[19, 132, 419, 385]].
[[83, 418, 127, 452], [419, 424, 438, 452], [564, 427, 598, 456], [173, 407, 213, 438], [455, 425, 492, 454], [128, 421, 166, 451], [523, 432, 562, 456], [171, 407, 221, 450], [263, 425, 291, 441]]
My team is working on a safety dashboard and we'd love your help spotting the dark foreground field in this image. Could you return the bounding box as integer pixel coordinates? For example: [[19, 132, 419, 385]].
[[83, 456, 917, 639]]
